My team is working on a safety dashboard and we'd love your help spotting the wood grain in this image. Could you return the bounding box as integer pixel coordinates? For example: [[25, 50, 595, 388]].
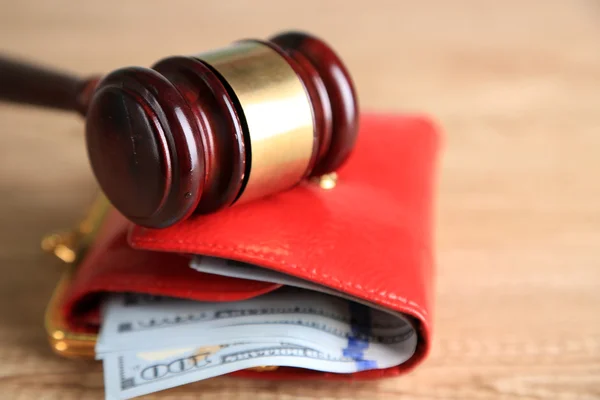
[[0, 0, 599, 398]]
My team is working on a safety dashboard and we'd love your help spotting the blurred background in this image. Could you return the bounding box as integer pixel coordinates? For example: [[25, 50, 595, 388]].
[[0, 0, 599, 398]]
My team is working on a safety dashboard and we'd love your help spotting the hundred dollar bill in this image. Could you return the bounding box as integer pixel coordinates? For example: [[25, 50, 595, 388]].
[[97, 259, 420, 399], [96, 289, 417, 367], [97, 323, 338, 357], [191, 256, 414, 329], [103, 342, 370, 400], [99, 289, 408, 335], [189, 257, 420, 364], [96, 290, 416, 360]]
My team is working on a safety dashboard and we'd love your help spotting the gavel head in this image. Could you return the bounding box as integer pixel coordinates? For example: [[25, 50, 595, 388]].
[[85, 31, 358, 228]]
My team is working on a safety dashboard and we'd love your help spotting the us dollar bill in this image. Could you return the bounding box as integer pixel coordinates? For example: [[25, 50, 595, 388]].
[[99, 289, 408, 337], [103, 342, 366, 400], [96, 291, 416, 358], [191, 256, 413, 330], [97, 261, 419, 399]]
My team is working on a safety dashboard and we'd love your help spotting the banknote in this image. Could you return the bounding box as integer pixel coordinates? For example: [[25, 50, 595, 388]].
[[103, 342, 369, 400], [191, 256, 413, 328], [96, 290, 416, 358], [100, 288, 408, 334], [97, 260, 419, 399]]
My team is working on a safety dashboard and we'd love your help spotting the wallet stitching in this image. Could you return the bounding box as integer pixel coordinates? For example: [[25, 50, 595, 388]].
[[131, 237, 429, 318]]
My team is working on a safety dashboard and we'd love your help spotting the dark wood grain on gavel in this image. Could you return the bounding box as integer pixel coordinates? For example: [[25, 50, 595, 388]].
[[0, 32, 358, 228]]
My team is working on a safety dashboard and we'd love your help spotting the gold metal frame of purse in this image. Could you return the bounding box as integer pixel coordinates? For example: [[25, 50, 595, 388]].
[[41, 194, 279, 371], [43, 195, 110, 359]]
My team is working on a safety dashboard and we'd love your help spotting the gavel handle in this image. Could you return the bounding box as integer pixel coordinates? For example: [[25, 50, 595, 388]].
[[0, 56, 99, 115]]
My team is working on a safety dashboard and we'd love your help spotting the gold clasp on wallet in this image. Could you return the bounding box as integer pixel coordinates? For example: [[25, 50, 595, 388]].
[[42, 195, 279, 372], [45, 266, 97, 358], [43, 195, 110, 358], [41, 232, 79, 264], [311, 172, 338, 190]]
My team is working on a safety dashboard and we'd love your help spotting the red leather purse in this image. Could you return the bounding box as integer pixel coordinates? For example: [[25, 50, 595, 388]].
[[45, 112, 440, 380]]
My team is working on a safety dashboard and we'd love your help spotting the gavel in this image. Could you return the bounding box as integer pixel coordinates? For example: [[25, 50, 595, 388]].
[[0, 31, 358, 228]]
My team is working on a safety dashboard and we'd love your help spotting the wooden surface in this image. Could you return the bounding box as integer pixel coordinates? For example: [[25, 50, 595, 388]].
[[1, 0, 599, 398]]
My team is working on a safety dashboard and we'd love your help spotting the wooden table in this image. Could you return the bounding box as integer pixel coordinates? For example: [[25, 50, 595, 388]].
[[1, 1, 598, 398]]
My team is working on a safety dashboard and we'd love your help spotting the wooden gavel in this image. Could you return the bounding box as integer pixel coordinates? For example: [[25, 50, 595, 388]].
[[0, 31, 358, 228]]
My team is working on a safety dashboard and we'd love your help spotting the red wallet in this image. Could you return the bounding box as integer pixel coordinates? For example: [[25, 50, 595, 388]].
[[44, 112, 440, 381]]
